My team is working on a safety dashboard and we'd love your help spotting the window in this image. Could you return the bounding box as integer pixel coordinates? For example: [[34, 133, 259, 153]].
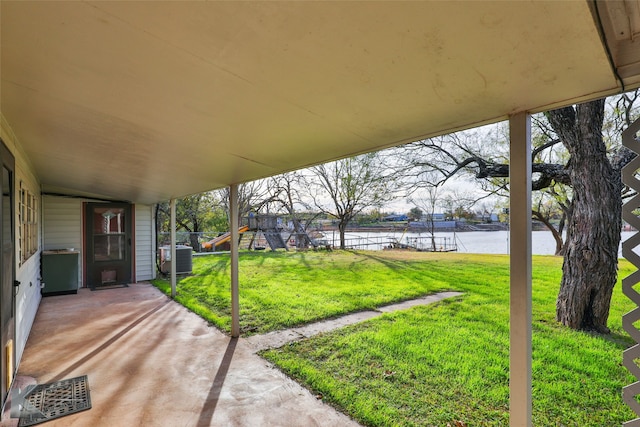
[[19, 182, 37, 264]]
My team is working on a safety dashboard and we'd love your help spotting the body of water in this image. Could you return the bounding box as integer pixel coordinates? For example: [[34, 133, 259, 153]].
[[324, 230, 636, 256]]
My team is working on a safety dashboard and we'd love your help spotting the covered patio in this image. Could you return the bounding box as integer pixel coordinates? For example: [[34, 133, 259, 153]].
[[1, 283, 358, 427]]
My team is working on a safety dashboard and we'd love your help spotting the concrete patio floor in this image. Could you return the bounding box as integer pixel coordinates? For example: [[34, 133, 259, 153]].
[[2, 283, 360, 426]]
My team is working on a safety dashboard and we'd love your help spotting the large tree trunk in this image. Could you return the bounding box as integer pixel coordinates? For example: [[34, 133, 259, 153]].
[[546, 100, 622, 333], [189, 232, 201, 253], [338, 221, 347, 249]]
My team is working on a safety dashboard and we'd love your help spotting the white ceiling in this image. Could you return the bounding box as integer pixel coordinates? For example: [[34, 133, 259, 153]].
[[1, 1, 639, 204]]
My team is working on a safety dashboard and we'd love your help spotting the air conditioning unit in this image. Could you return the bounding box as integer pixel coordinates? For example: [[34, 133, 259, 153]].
[[159, 245, 193, 274]]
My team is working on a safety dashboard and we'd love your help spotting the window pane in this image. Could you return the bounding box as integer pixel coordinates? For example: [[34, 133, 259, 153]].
[[93, 234, 125, 261], [92, 208, 126, 234]]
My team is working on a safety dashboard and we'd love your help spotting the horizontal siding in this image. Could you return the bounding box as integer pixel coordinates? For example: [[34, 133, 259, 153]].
[[42, 196, 83, 250], [42, 196, 83, 288], [135, 204, 156, 281]]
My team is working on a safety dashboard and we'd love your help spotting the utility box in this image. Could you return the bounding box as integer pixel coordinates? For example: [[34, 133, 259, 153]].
[[42, 250, 80, 296], [159, 245, 193, 274]]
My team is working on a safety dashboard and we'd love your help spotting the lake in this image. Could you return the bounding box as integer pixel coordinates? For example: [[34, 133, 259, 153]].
[[323, 230, 637, 256]]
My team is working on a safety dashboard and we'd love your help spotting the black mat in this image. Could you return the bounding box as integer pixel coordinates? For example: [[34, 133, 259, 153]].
[[90, 283, 129, 291], [18, 375, 91, 427]]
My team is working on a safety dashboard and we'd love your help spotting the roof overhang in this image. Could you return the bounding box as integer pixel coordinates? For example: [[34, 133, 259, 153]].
[[1, 1, 639, 204]]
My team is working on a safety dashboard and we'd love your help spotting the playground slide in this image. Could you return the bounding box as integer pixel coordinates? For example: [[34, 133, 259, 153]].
[[202, 225, 249, 250]]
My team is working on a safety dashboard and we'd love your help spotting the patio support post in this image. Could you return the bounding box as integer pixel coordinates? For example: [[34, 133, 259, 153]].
[[230, 184, 240, 338], [509, 112, 532, 427], [170, 198, 177, 298]]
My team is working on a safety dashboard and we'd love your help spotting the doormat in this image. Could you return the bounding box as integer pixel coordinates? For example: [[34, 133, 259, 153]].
[[90, 283, 129, 291], [17, 375, 91, 427]]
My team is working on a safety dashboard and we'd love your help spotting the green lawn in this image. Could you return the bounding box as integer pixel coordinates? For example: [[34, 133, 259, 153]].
[[152, 250, 454, 334], [152, 250, 637, 426]]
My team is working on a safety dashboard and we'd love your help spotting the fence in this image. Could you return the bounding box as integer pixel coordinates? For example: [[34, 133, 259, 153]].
[[158, 231, 459, 252]]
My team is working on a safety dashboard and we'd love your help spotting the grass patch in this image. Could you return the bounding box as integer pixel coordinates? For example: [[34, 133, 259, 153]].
[[152, 250, 453, 334], [153, 250, 637, 425]]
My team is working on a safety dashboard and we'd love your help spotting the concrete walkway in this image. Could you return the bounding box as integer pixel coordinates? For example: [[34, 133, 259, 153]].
[[246, 291, 463, 352], [2, 284, 461, 427]]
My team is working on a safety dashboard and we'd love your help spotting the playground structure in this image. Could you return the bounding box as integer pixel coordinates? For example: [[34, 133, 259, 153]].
[[246, 215, 288, 251], [201, 215, 319, 252], [201, 225, 250, 251]]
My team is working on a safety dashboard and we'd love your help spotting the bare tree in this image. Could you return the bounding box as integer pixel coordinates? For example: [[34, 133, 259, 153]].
[[266, 172, 321, 248], [306, 152, 400, 249], [217, 179, 272, 225], [545, 100, 623, 332], [409, 182, 441, 251], [400, 90, 640, 332]]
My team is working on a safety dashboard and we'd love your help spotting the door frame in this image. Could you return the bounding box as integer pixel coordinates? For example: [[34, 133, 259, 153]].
[[83, 202, 134, 289], [0, 139, 15, 405]]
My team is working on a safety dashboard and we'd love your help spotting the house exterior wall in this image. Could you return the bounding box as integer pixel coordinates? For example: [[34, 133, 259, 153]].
[[42, 195, 83, 289], [43, 198, 157, 285], [1, 114, 42, 365], [2, 113, 157, 383], [135, 204, 156, 281]]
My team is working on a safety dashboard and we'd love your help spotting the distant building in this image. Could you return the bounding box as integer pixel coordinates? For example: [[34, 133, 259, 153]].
[[383, 214, 409, 222], [428, 213, 446, 222]]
